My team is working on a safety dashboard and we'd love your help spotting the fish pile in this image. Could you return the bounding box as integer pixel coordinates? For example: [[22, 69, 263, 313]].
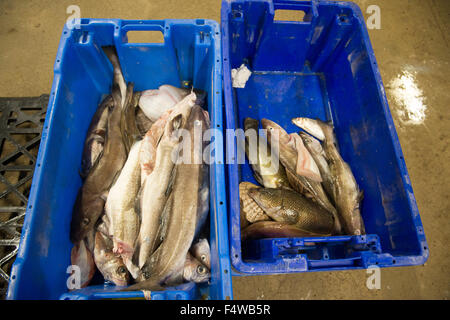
[[70, 46, 211, 291], [240, 117, 365, 241]]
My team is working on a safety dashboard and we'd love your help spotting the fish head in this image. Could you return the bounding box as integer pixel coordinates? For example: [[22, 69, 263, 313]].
[[244, 117, 259, 132], [191, 238, 211, 269], [261, 119, 290, 145], [101, 258, 130, 286], [184, 254, 210, 283], [247, 188, 283, 215]]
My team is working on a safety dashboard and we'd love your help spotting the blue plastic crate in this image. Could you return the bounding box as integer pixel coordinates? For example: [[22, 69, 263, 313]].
[[221, 0, 428, 275], [7, 18, 233, 300]]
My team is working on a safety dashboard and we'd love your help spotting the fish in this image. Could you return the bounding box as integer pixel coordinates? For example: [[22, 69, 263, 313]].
[[244, 118, 291, 188], [134, 93, 197, 270], [139, 109, 173, 184], [248, 188, 335, 235], [70, 85, 128, 243], [239, 181, 270, 223], [103, 46, 127, 109], [261, 119, 340, 233], [134, 105, 209, 289], [290, 132, 322, 182], [291, 117, 326, 141], [70, 238, 96, 289], [299, 132, 334, 202], [241, 221, 325, 240], [104, 140, 142, 278], [136, 107, 154, 137], [80, 95, 112, 179], [292, 118, 365, 235], [93, 229, 129, 286], [164, 253, 210, 287], [190, 238, 211, 270]]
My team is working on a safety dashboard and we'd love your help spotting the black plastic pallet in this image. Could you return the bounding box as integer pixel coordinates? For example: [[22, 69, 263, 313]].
[[0, 95, 48, 298]]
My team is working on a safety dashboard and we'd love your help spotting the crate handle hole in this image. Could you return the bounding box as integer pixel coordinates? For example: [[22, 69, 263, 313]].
[[126, 30, 164, 44], [274, 9, 306, 22]]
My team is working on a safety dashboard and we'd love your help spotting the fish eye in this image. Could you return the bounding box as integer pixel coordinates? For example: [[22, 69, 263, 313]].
[[117, 266, 126, 274], [197, 265, 206, 274], [82, 217, 90, 225], [201, 255, 207, 261]]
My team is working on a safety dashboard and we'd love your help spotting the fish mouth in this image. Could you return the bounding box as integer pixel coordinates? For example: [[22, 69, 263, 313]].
[[110, 277, 128, 287]]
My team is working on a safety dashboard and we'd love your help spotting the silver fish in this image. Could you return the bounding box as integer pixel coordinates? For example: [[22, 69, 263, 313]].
[[132, 105, 209, 290], [292, 118, 365, 235], [134, 93, 197, 269], [105, 140, 142, 279], [190, 238, 211, 270]]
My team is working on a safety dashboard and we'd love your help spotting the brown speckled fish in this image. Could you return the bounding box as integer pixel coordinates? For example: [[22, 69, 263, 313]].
[[248, 188, 335, 236], [239, 182, 270, 223]]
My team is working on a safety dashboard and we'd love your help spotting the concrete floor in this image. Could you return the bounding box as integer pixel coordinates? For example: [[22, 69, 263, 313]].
[[0, 0, 448, 299]]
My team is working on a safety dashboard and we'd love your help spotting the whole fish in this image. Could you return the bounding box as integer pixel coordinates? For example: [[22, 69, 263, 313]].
[[105, 140, 142, 278], [291, 132, 322, 182], [136, 107, 154, 137], [80, 95, 112, 179], [299, 132, 334, 202], [70, 238, 96, 289], [261, 119, 340, 234], [292, 118, 365, 235], [93, 229, 129, 286], [134, 93, 197, 269], [103, 46, 127, 109], [70, 86, 128, 243], [244, 118, 290, 188], [239, 181, 270, 223], [190, 238, 211, 270], [134, 105, 208, 289], [241, 221, 325, 240], [248, 188, 335, 235]]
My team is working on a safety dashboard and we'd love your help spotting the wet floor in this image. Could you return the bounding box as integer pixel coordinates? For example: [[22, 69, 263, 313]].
[[0, 0, 448, 299]]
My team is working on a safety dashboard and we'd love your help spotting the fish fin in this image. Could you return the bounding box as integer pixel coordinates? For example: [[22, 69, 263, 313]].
[[164, 165, 177, 197], [108, 169, 122, 192], [358, 190, 364, 202], [134, 185, 144, 223]]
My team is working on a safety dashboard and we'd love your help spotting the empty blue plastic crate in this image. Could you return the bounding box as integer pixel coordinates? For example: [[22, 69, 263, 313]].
[[7, 18, 233, 300], [221, 0, 428, 275]]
